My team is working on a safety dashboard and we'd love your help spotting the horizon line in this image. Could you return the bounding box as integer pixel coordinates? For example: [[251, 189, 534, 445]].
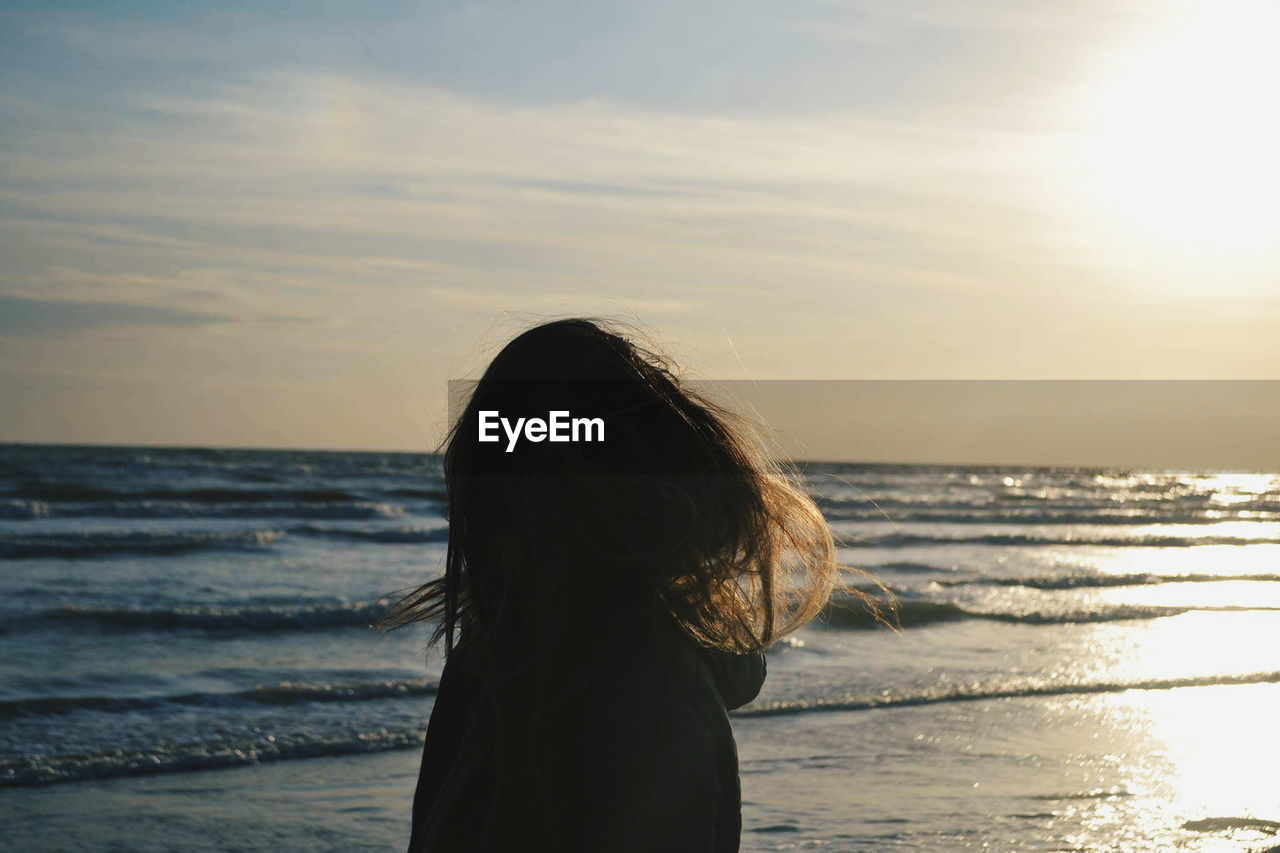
[[1, 439, 1272, 473]]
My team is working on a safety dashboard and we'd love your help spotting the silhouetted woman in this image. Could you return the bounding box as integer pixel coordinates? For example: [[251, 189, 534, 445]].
[[382, 319, 867, 852]]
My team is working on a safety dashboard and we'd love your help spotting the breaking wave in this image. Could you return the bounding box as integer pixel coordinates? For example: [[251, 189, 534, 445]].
[[0, 524, 447, 558], [0, 726, 428, 788], [819, 596, 1280, 630], [735, 670, 1280, 718], [287, 525, 448, 544], [935, 572, 1280, 590], [0, 677, 438, 720], [16, 601, 394, 632], [10, 670, 1280, 786], [0, 529, 283, 559], [843, 532, 1280, 549]]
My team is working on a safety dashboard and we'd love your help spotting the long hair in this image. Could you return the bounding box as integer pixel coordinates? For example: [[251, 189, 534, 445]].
[[381, 318, 884, 848]]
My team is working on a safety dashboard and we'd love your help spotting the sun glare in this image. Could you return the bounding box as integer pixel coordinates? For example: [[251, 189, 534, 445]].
[[1064, 1, 1280, 271]]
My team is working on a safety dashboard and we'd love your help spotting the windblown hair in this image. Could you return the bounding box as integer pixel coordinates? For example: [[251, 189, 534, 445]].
[[380, 318, 883, 849], [381, 317, 864, 652]]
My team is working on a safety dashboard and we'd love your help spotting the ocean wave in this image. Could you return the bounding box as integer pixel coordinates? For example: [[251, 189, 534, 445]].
[[288, 525, 448, 544], [1182, 817, 1280, 834], [0, 725, 427, 788], [863, 561, 955, 574], [9, 670, 1280, 786], [34, 500, 405, 521], [18, 601, 394, 632], [816, 492, 1280, 511], [0, 499, 50, 520], [0, 523, 448, 559], [842, 532, 1280, 549], [387, 487, 448, 501], [0, 529, 283, 559], [734, 669, 1280, 718], [826, 508, 1280, 525], [819, 596, 1280, 630], [935, 572, 1280, 590], [17, 592, 1261, 637], [1031, 788, 1132, 801], [0, 677, 438, 720], [12, 482, 365, 504]]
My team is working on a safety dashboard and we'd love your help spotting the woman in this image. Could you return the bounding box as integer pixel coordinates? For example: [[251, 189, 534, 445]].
[[382, 318, 875, 852]]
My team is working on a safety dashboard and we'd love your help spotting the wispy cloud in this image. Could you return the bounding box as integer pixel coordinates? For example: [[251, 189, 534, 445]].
[[0, 294, 232, 336], [3, 70, 1054, 295]]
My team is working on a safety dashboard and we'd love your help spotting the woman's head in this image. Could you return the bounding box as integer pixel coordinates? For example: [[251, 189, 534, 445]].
[[388, 318, 886, 848], [383, 318, 861, 661]]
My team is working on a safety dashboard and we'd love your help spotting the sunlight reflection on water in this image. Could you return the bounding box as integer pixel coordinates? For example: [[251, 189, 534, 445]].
[[1060, 683, 1280, 852]]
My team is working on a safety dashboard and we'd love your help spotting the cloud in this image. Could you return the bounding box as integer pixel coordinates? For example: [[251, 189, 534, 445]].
[[426, 285, 693, 315], [2, 71, 1050, 291], [3, 6, 1275, 402], [6, 63, 1264, 378], [0, 294, 233, 336]]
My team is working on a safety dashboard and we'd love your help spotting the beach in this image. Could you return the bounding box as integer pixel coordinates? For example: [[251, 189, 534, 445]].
[[3, 444, 1280, 851]]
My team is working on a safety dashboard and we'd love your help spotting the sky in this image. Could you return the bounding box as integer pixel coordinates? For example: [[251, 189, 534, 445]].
[[2, 0, 1279, 461]]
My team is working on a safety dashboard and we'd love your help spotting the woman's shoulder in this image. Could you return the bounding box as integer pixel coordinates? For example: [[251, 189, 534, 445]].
[[701, 645, 767, 711], [589, 615, 766, 719]]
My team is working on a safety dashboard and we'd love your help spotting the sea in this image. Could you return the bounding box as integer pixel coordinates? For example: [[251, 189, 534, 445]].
[[2, 443, 1279, 852]]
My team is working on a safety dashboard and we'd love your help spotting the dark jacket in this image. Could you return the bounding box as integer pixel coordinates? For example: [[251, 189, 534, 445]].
[[408, 621, 766, 852]]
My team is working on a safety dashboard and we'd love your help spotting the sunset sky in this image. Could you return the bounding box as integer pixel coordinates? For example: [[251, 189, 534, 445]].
[[3, 1, 1278, 461]]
